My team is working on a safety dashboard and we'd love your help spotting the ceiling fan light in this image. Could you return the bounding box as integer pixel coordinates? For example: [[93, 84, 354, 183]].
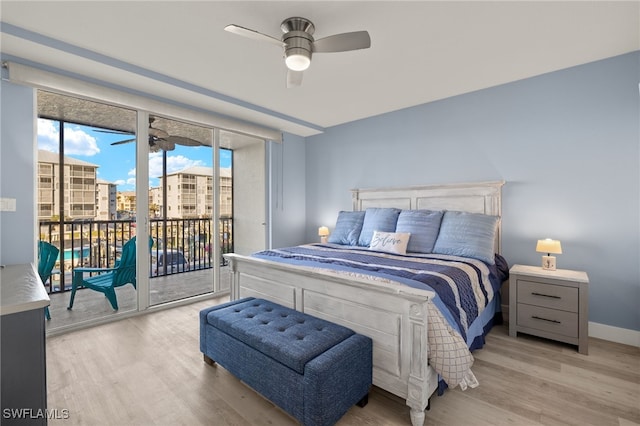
[[285, 48, 311, 71]]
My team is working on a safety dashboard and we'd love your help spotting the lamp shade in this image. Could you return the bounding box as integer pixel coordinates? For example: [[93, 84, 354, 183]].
[[318, 226, 330, 237], [536, 239, 562, 255]]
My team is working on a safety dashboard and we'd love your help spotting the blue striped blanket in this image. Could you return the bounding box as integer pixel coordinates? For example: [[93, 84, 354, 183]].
[[254, 243, 507, 343], [253, 243, 509, 389]]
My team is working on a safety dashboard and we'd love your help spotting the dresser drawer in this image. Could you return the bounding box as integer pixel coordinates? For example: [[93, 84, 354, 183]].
[[517, 280, 578, 312], [517, 303, 578, 338]]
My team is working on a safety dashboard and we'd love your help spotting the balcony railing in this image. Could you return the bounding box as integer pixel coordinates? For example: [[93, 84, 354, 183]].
[[39, 217, 233, 293]]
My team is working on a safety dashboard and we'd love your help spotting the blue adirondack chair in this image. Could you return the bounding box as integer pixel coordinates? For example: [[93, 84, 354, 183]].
[[37, 240, 60, 320], [67, 236, 150, 311]]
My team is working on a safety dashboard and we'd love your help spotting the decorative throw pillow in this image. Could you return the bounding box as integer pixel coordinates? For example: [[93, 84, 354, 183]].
[[432, 211, 499, 264], [327, 211, 366, 245], [358, 207, 402, 246], [395, 209, 444, 253], [369, 231, 411, 255]]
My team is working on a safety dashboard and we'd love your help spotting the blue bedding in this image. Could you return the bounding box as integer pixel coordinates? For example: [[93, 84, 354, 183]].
[[253, 243, 509, 348]]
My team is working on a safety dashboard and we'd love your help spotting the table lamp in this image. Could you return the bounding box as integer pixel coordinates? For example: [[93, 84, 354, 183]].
[[536, 238, 562, 270], [318, 226, 329, 243]]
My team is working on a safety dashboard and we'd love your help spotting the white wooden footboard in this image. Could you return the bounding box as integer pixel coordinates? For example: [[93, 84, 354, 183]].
[[226, 253, 438, 426]]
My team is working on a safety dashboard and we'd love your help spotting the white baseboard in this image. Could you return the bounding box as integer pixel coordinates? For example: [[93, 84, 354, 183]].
[[589, 322, 640, 348]]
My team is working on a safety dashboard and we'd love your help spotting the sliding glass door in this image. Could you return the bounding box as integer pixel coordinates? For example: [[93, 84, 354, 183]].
[[36, 90, 267, 331], [147, 115, 220, 306], [37, 91, 139, 329]]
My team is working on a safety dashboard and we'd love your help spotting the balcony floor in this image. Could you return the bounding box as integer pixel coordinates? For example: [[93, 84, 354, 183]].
[[45, 267, 230, 331]]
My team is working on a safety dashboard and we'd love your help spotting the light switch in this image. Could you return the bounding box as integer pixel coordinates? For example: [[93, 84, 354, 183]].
[[0, 198, 16, 212]]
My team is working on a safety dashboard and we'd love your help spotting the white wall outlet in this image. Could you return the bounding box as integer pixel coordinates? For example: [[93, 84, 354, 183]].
[[0, 198, 17, 212]]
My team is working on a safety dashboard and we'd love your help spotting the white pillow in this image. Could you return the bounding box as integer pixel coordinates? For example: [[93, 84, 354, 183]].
[[369, 231, 411, 255]]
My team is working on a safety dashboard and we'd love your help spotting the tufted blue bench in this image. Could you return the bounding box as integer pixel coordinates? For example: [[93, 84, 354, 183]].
[[200, 297, 372, 426]]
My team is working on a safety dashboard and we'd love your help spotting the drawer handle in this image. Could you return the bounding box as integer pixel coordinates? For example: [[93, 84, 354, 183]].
[[531, 315, 561, 324], [531, 292, 561, 299]]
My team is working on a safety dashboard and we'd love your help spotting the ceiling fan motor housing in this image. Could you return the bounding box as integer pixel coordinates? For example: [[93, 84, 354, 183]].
[[281, 17, 314, 71]]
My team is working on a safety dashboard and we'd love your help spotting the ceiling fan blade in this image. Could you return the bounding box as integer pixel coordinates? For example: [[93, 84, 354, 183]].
[[111, 138, 135, 146], [157, 140, 176, 151], [286, 70, 303, 88], [224, 24, 284, 47], [94, 129, 133, 135], [313, 31, 371, 53], [167, 136, 202, 147], [149, 127, 169, 139]]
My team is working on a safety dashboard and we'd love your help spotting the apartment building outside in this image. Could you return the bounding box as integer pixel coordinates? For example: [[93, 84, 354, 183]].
[[96, 178, 117, 220], [160, 166, 232, 219], [37, 149, 98, 220], [38, 150, 232, 221], [117, 191, 136, 218]]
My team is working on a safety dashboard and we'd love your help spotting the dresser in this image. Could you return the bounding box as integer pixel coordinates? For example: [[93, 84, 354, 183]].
[[508, 264, 589, 354], [1, 263, 50, 425]]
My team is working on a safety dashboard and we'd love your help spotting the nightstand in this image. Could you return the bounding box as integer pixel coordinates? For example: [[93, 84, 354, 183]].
[[509, 264, 589, 354]]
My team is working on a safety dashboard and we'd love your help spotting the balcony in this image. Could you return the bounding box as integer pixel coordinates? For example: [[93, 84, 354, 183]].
[[45, 267, 230, 330], [40, 217, 233, 329]]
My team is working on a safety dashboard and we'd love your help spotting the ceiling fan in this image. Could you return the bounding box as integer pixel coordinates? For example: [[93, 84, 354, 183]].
[[98, 118, 203, 152], [225, 17, 371, 87]]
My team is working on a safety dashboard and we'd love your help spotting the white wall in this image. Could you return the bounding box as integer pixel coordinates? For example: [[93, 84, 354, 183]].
[[302, 52, 640, 332], [232, 139, 266, 256]]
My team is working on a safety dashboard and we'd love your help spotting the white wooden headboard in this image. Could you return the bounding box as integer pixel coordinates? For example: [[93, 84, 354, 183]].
[[351, 180, 505, 254]]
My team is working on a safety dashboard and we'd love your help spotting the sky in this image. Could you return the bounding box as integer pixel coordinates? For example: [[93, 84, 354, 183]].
[[37, 118, 232, 190]]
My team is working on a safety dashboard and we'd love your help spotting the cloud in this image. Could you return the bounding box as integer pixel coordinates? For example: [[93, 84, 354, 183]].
[[149, 152, 205, 178], [37, 119, 100, 156], [64, 126, 100, 156], [168, 154, 205, 173], [37, 119, 59, 152], [115, 153, 207, 189]]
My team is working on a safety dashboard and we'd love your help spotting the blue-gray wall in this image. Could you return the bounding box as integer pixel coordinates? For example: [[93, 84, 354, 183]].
[[302, 52, 640, 332], [1, 53, 638, 333], [269, 134, 306, 249], [0, 79, 36, 265]]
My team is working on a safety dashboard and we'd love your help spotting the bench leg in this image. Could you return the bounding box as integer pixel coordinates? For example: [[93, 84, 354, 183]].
[[203, 354, 216, 366], [356, 393, 369, 408]]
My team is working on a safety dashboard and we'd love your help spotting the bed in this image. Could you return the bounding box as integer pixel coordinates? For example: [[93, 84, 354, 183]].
[[224, 181, 507, 426]]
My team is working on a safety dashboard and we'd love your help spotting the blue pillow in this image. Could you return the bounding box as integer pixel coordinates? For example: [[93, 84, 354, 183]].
[[432, 211, 499, 264], [358, 208, 401, 246], [327, 211, 365, 245], [395, 210, 444, 253]]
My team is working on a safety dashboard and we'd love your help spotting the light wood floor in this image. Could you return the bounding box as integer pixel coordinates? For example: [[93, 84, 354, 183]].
[[46, 297, 640, 426]]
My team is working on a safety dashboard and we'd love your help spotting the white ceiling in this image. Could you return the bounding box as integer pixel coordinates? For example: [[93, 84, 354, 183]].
[[1, 1, 638, 137]]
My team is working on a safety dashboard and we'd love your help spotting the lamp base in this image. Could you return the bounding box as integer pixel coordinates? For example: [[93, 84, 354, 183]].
[[320, 236, 328, 244], [541, 255, 557, 271]]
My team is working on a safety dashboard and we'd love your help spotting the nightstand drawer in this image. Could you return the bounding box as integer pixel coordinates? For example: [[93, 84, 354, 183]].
[[517, 303, 578, 338], [517, 280, 578, 312]]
